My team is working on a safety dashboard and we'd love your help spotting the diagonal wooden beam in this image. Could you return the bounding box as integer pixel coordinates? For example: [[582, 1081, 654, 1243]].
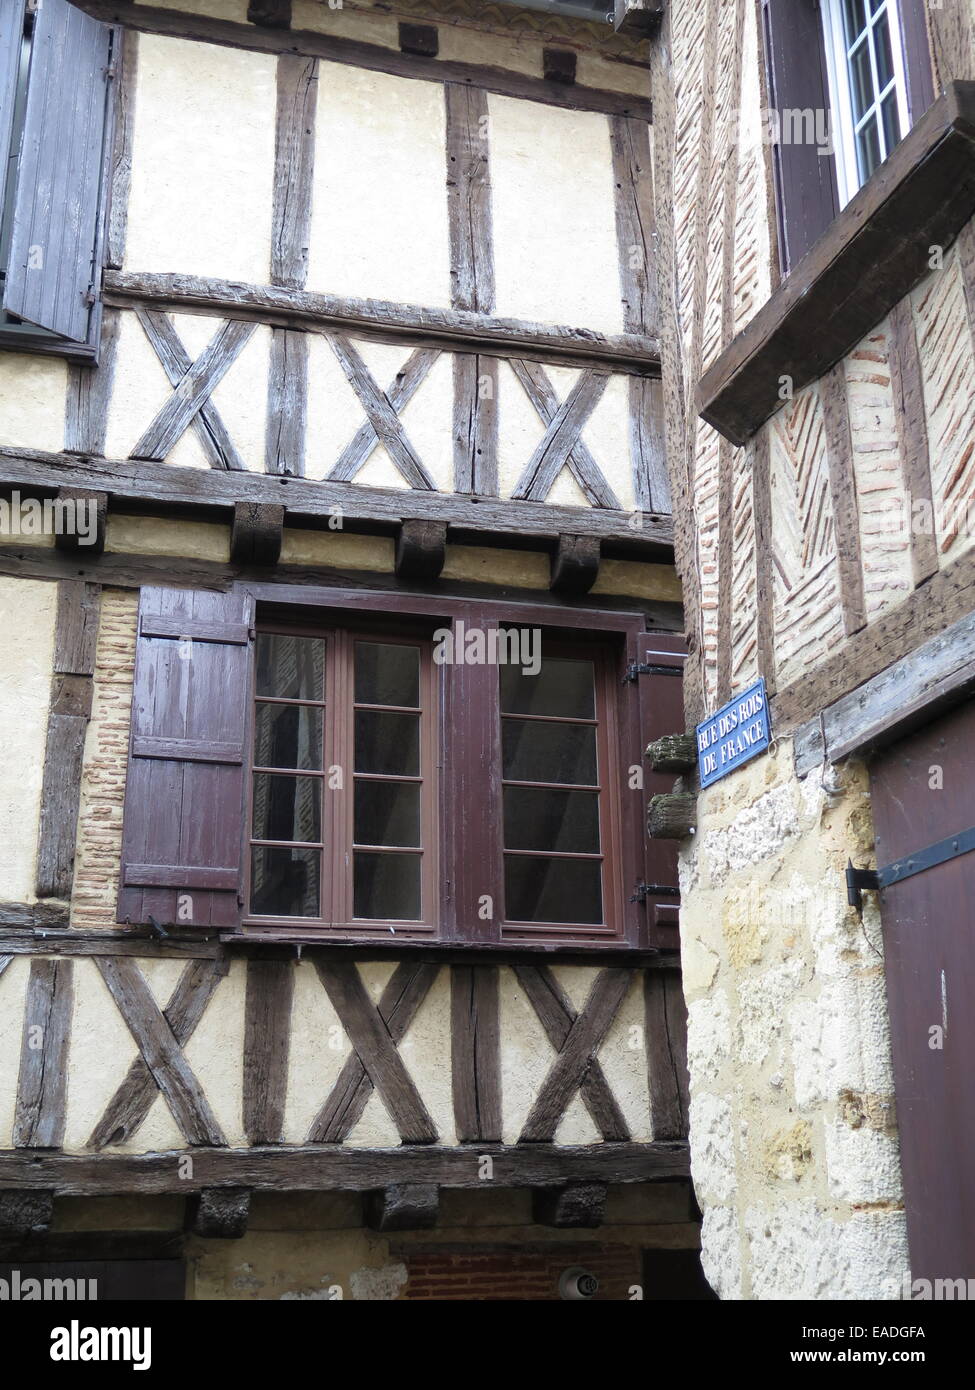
[[14, 960, 73, 1149], [327, 347, 439, 483], [510, 361, 618, 507], [95, 958, 227, 1148], [514, 965, 630, 1142], [327, 334, 437, 491], [131, 316, 256, 464], [312, 960, 438, 1144]]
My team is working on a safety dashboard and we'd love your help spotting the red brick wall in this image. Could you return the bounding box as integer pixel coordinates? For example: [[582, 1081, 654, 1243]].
[[402, 1246, 643, 1301]]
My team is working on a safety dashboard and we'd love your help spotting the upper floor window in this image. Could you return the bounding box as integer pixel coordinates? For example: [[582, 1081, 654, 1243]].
[[0, 0, 114, 357], [821, 0, 911, 203]]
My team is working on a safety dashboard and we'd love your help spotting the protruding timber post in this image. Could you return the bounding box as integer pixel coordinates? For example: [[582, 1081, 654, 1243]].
[[230, 501, 284, 566], [367, 1184, 440, 1232], [395, 519, 447, 582], [533, 1182, 607, 1229], [550, 534, 600, 595], [53, 487, 106, 555]]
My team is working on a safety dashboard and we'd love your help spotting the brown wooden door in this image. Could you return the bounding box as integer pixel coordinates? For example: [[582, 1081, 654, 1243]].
[[870, 698, 975, 1283]]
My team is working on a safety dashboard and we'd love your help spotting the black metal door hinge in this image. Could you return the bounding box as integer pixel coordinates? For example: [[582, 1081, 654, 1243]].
[[847, 823, 975, 915], [631, 882, 680, 904], [622, 662, 682, 685]]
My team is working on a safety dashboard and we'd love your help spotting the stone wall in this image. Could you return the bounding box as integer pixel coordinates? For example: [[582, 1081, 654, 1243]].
[[678, 743, 908, 1299]]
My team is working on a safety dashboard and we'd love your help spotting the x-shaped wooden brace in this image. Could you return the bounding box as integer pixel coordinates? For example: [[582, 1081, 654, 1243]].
[[89, 958, 229, 1149], [327, 333, 437, 491], [514, 965, 631, 1143], [510, 360, 621, 509], [309, 960, 439, 1144], [131, 308, 256, 469]]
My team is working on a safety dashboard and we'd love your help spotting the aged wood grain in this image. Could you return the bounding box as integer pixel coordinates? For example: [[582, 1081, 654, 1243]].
[[512, 368, 616, 507], [510, 358, 618, 509], [187, 1187, 250, 1237], [515, 965, 630, 1143], [95, 957, 227, 1147], [266, 327, 307, 476], [644, 969, 689, 1140], [888, 298, 938, 586], [395, 519, 446, 582], [14, 960, 73, 1149], [229, 501, 284, 566], [367, 1183, 439, 1232], [243, 959, 295, 1145], [629, 374, 670, 514], [311, 960, 439, 1144], [611, 114, 657, 334], [752, 429, 776, 692], [106, 28, 138, 269], [445, 84, 495, 314], [821, 363, 867, 636], [450, 965, 501, 1143], [532, 1181, 606, 1228], [65, 308, 121, 456], [329, 348, 439, 483], [550, 534, 600, 595], [89, 959, 229, 1149], [272, 55, 317, 289], [135, 308, 248, 470], [327, 334, 437, 491], [452, 353, 498, 496]]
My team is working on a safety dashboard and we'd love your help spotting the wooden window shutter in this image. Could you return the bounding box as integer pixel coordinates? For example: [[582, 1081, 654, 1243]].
[[636, 634, 686, 950], [0, 2, 25, 222], [898, 0, 935, 126], [761, 0, 839, 274], [118, 587, 256, 930], [3, 0, 113, 344]]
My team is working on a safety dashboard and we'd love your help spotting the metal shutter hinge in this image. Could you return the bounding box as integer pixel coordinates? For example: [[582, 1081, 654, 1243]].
[[623, 662, 682, 684], [631, 882, 680, 904]]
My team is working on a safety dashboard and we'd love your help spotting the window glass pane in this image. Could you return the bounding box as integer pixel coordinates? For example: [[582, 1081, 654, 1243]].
[[354, 852, 421, 920], [880, 88, 900, 155], [250, 847, 320, 917], [355, 642, 420, 708], [256, 634, 325, 701], [355, 781, 421, 848], [252, 774, 321, 844], [849, 39, 873, 121], [503, 787, 600, 854], [355, 710, 420, 776], [505, 856, 602, 924], [500, 657, 595, 719], [254, 702, 323, 770], [843, 0, 867, 43], [856, 115, 882, 182], [868, 0, 885, 14], [502, 719, 597, 785], [873, 9, 894, 90]]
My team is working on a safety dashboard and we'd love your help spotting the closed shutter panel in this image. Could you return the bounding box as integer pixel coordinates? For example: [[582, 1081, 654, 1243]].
[[761, 0, 839, 273], [0, 2, 25, 223], [637, 634, 686, 950], [118, 587, 255, 930], [3, 0, 113, 343]]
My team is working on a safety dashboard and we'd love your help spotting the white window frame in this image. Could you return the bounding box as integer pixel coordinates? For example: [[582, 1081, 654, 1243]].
[[821, 0, 911, 206]]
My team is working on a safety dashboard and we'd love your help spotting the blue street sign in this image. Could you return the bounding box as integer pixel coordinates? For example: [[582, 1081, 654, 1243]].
[[696, 677, 771, 789]]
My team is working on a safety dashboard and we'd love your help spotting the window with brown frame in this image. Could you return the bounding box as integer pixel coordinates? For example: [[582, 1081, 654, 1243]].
[[116, 585, 684, 953]]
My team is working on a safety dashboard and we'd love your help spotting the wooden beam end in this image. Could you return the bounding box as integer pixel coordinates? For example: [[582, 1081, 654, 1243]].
[[187, 1187, 251, 1239], [533, 1182, 607, 1229], [230, 501, 284, 567], [52, 489, 107, 556], [550, 534, 600, 595], [0, 1189, 54, 1234], [367, 1183, 440, 1232], [395, 519, 447, 582]]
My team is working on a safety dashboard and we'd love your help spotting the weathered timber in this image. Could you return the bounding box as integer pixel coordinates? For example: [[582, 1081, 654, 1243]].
[[330, 348, 439, 483], [450, 965, 502, 1144], [0, 448, 674, 548], [65, 310, 120, 456], [89, 959, 229, 1149], [135, 307, 248, 470], [52, 488, 106, 555], [0, 1142, 691, 1193], [0, 1190, 54, 1232], [73, 3, 653, 120], [645, 733, 697, 773], [512, 370, 615, 506], [699, 83, 975, 445], [821, 364, 866, 636], [399, 22, 437, 58], [187, 1187, 251, 1238], [532, 1182, 606, 1228], [266, 328, 307, 476], [752, 430, 776, 693], [14, 960, 73, 1149], [445, 83, 495, 314], [230, 502, 284, 567], [452, 353, 498, 496], [106, 29, 138, 270], [313, 960, 438, 1144], [103, 270, 661, 374], [367, 1183, 440, 1232], [328, 334, 437, 491], [543, 48, 576, 85], [243, 959, 294, 1146], [794, 611, 975, 774], [509, 359, 620, 509], [395, 519, 447, 582], [550, 534, 600, 595], [629, 374, 670, 513], [644, 971, 689, 1140], [611, 114, 657, 334], [0, 930, 222, 959], [517, 968, 631, 1144], [647, 793, 697, 840], [53, 579, 100, 676], [272, 55, 317, 289], [96, 957, 227, 1147], [772, 543, 975, 728], [888, 297, 938, 585], [132, 318, 257, 462], [0, 903, 69, 930]]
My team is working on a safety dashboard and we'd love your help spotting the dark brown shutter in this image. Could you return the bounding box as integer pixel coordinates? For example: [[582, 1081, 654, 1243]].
[[761, 0, 839, 274], [3, 0, 113, 343], [898, 0, 936, 125], [637, 634, 686, 950], [118, 587, 255, 930]]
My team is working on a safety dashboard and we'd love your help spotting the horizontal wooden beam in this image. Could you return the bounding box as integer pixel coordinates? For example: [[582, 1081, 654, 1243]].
[[74, 2, 652, 121], [0, 447, 674, 548], [794, 610, 975, 775], [698, 82, 975, 445], [103, 271, 661, 376], [0, 1142, 690, 1194]]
